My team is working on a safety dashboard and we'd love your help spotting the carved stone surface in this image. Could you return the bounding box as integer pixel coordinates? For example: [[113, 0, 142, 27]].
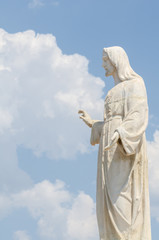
[[79, 47, 151, 240]]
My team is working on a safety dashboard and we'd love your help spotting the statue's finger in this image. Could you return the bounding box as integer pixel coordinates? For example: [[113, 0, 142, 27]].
[[104, 140, 117, 150], [104, 145, 111, 151], [79, 116, 85, 120], [78, 110, 84, 114]]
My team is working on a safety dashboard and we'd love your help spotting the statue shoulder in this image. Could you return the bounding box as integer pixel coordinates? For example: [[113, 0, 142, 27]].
[[123, 78, 147, 98]]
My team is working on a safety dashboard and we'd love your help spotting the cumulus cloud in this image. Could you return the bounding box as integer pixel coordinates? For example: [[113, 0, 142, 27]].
[[67, 193, 97, 240], [147, 130, 159, 221], [28, 0, 44, 8], [0, 28, 104, 191], [0, 28, 104, 159], [147, 130, 159, 194], [14, 231, 31, 240], [28, 0, 59, 8], [1, 180, 98, 240]]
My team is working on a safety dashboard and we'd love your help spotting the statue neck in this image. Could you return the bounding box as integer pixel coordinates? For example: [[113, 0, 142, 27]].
[[112, 71, 121, 85]]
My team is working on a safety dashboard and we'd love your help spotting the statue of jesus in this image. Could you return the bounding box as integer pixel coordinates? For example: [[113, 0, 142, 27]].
[[79, 46, 151, 240]]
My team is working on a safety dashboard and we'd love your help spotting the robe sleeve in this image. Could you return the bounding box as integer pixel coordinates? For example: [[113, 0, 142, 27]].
[[90, 121, 104, 145], [116, 83, 148, 156]]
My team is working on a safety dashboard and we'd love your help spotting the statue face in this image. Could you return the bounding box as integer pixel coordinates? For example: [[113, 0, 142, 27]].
[[102, 56, 115, 77]]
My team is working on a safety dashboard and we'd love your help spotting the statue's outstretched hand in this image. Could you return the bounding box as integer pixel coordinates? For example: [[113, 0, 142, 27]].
[[104, 131, 119, 151], [78, 110, 94, 128]]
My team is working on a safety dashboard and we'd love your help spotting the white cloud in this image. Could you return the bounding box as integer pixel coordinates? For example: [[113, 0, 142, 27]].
[[13, 180, 72, 239], [0, 109, 13, 133], [67, 192, 97, 240], [14, 231, 31, 240], [0, 140, 33, 193], [1, 180, 98, 240], [0, 30, 104, 158], [0, 28, 104, 160], [147, 130, 159, 194], [147, 130, 159, 221], [28, 0, 44, 8], [28, 0, 59, 8], [0, 194, 12, 219], [0, 28, 104, 192]]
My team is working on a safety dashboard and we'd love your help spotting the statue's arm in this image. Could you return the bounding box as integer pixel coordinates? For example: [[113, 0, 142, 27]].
[[90, 121, 104, 145], [116, 96, 148, 155], [105, 81, 148, 154], [78, 109, 104, 145]]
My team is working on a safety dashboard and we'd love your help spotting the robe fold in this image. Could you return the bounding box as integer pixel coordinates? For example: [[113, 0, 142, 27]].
[[91, 79, 151, 240]]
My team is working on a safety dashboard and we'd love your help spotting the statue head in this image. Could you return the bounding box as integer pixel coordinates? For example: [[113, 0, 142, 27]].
[[103, 46, 142, 82]]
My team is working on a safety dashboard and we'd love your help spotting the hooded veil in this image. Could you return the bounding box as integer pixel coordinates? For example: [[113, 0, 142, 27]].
[[103, 46, 142, 81]]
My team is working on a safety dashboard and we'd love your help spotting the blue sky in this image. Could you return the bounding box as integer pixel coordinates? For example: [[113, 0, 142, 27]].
[[0, 0, 159, 240]]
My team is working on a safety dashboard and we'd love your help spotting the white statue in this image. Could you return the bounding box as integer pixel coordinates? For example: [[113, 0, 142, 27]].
[[78, 46, 151, 240]]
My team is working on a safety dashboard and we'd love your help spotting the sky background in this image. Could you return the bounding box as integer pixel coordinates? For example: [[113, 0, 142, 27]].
[[0, 0, 159, 239]]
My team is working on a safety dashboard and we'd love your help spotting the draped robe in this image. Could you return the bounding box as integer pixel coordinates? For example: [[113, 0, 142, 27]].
[[91, 78, 151, 240]]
